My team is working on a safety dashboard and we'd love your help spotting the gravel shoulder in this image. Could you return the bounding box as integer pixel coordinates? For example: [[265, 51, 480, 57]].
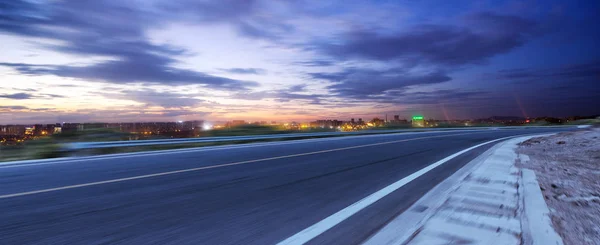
[[518, 127, 600, 245]]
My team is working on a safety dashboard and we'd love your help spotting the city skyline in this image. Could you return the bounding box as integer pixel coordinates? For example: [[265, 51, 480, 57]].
[[0, 114, 588, 127], [1, 0, 599, 124]]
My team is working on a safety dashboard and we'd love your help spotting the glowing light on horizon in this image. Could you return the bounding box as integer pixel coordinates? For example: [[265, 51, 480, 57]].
[[440, 103, 451, 121], [513, 94, 529, 118]]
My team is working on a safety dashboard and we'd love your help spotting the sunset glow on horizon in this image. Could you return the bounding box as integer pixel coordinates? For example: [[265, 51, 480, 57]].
[[1, 0, 598, 124]]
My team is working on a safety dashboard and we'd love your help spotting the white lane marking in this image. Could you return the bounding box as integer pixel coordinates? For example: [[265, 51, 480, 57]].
[[0, 132, 482, 199], [276, 136, 515, 245], [0, 130, 492, 169]]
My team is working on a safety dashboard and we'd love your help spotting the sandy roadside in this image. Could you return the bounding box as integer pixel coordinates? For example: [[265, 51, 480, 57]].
[[518, 127, 600, 245]]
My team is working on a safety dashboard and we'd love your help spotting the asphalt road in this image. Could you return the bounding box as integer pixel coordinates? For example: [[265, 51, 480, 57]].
[[0, 128, 573, 244]]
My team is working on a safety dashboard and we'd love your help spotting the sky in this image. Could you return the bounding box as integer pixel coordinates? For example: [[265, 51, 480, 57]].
[[0, 0, 599, 124]]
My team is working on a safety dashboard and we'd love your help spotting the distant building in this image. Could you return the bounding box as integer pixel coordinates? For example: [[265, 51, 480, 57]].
[[226, 120, 246, 127], [388, 115, 409, 125], [24, 127, 34, 135], [310, 120, 344, 128], [0, 125, 26, 136], [182, 120, 203, 130], [31, 124, 57, 136], [369, 118, 385, 127], [61, 123, 80, 133]]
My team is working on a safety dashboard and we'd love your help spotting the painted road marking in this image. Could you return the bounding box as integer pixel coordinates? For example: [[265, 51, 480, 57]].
[[1, 132, 486, 199], [277, 136, 515, 245]]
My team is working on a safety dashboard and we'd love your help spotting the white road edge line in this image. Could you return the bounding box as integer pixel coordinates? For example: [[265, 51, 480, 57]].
[[276, 135, 516, 245], [0, 132, 481, 199]]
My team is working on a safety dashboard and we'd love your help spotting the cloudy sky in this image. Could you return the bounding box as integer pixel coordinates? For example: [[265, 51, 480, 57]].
[[0, 0, 599, 124]]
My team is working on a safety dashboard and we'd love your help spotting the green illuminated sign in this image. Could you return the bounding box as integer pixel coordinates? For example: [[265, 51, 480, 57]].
[[412, 116, 424, 120]]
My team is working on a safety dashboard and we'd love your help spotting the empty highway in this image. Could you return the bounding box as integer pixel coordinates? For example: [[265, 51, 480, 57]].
[[0, 128, 573, 244]]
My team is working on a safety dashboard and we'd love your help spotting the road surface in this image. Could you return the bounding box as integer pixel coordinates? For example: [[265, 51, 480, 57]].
[[0, 128, 572, 244]]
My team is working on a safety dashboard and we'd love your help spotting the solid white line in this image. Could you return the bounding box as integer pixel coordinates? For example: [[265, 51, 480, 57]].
[[0, 132, 481, 199], [0, 129, 492, 169], [276, 136, 515, 245]]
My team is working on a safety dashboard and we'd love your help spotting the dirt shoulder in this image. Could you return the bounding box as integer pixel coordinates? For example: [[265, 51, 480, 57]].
[[518, 127, 600, 245]]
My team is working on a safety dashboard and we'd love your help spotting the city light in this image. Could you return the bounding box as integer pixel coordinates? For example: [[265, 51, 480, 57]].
[[0, 116, 593, 147]]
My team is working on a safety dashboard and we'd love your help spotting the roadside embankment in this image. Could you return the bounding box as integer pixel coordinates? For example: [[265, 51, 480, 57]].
[[518, 127, 600, 245]]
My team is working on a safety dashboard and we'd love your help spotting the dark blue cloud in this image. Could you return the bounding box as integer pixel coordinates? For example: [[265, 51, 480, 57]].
[[99, 89, 205, 108], [43, 94, 65, 98], [1, 61, 258, 90], [494, 60, 600, 114], [0, 92, 34, 100], [30, 108, 54, 111], [289, 84, 307, 92], [0, 0, 258, 91], [162, 0, 294, 40], [316, 12, 542, 66], [0, 105, 28, 110], [234, 84, 323, 104], [391, 90, 489, 105], [237, 22, 278, 39], [310, 68, 452, 100], [220, 68, 267, 75], [294, 60, 335, 67], [14, 88, 37, 92], [161, 0, 259, 22], [304, 67, 497, 108], [0, 92, 66, 100], [497, 60, 600, 82]]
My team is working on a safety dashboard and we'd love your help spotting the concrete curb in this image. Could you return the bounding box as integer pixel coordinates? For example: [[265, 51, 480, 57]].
[[521, 169, 564, 245], [363, 136, 511, 245], [364, 134, 564, 245]]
